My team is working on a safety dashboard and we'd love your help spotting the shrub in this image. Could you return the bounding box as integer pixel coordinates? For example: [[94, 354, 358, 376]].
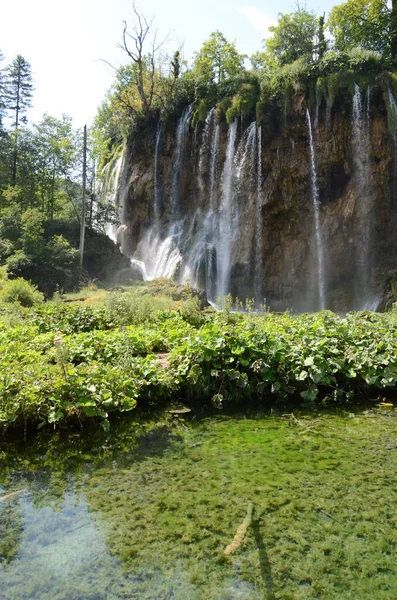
[[0, 278, 44, 307], [179, 297, 206, 328], [105, 290, 173, 325]]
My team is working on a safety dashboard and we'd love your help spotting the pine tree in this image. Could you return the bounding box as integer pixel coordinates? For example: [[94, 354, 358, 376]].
[[4, 55, 34, 185]]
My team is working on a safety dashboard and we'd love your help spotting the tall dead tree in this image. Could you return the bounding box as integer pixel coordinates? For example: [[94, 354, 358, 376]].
[[119, 3, 167, 118]]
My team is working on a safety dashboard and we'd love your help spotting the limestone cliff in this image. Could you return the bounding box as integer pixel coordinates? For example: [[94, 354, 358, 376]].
[[112, 82, 397, 312]]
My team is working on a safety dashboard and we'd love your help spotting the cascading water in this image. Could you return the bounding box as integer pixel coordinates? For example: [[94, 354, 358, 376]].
[[153, 121, 162, 221], [236, 122, 256, 183], [186, 110, 220, 300], [388, 89, 397, 200], [254, 125, 263, 305], [100, 152, 125, 244], [306, 109, 325, 310], [352, 83, 374, 308], [130, 107, 193, 281], [217, 120, 238, 302], [103, 88, 396, 314], [171, 105, 193, 226]]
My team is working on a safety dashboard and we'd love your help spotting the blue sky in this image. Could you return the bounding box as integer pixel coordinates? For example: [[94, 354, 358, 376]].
[[0, 0, 337, 127]]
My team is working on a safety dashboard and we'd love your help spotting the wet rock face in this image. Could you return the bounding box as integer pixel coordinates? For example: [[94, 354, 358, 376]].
[[116, 89, 397, 312]]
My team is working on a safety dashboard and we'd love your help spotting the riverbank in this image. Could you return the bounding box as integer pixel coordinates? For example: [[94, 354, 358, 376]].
[[1, 283, 397, 434]]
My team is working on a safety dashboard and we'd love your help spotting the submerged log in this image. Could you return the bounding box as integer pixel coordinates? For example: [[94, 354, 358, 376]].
[[0, 488, 25, 502], [224, 501, 253, 556]]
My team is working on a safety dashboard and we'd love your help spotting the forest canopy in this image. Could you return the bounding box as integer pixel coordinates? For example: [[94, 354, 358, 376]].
[[92, 0, 397, 165]]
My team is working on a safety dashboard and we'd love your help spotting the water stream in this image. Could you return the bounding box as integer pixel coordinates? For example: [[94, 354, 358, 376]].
[[153, 121, 163, 222], [216, 120, 238, 302], [255, 125, 263, 305], [352, 83, 374, 309], [306, 109, 325, 310]]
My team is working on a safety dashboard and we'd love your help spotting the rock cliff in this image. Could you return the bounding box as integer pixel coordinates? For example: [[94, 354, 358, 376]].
[[111, 82, 397, 312]]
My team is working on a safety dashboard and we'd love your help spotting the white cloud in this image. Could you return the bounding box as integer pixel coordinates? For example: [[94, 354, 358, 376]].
[[239, 5, 277, 38]]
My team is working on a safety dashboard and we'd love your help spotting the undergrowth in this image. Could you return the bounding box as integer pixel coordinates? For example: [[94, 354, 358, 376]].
[[1, 298, 397, 433]]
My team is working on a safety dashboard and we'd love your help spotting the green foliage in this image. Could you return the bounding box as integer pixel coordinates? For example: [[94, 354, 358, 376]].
[[328, 0, 391, 55], [192, 31, 246, 87], [225, 82, 259, 123], [215, 97, 232, 123], [179, 296, 206, 328], [4, 54, 34, 128], [191, 99, 208, 128], [2, 302, 397, 432], [105, 290, 174, 326], [171, 310, 397, 408], [266, 10, 318, 66], [318, 14, 327, 59], [0, 278, 44, 307]]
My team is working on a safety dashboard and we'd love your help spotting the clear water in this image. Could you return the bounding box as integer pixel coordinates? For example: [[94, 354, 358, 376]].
[[1, 412, 397, 599]]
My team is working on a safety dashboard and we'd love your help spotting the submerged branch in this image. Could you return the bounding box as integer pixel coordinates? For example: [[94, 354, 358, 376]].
[[224, 501, 253, 556]]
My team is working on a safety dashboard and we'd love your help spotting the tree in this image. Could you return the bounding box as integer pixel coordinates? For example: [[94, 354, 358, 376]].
[[4, 55, 34, 185], [33, 114, 78, 219], [192, 31, 245, 86], [118, 2, 167, 118], [265, 10, 318, 66], [327, 0, 390, 55], [318, 14, 327, 59]]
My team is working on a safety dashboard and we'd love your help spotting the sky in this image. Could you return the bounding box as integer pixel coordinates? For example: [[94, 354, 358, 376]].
[[0, 0, 337, 128]]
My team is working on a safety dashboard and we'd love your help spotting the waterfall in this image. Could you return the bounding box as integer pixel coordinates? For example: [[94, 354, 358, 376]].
[[171, 105, 193, 226], [153, 121, 162, 221], [209, 121, 220, 210], [254, 125, 263, 304], [306, 109, 325, 311], [217, 120, 238, 302], [186, 110, 219, 300], [236, 122, 256, 182], [388, 89, 397, 202], [101, 151, 125, 244], [204, 117, 220, 300], [352, 83, 374, 308]]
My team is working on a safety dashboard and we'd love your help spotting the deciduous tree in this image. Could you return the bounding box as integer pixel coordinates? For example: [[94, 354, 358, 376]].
[[327, 0, 390, 55], [192, 31, 245, 86], [266, 10, 318, 66]]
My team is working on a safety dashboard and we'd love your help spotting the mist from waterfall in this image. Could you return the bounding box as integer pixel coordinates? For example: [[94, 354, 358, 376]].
[[306, 109, 325, 311]]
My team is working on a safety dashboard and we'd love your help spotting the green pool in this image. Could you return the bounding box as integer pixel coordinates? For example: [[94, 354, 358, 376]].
[[1, 411, 396, 599]]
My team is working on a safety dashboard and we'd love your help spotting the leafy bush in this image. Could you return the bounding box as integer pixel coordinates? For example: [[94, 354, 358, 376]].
[[191, 99, 208, 128], [0, 278, 44, 307], [225, 82, 259, 124], [179, 297, 206, 328], [2, 305, 397, 433], [105, 291, 173, 325]]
